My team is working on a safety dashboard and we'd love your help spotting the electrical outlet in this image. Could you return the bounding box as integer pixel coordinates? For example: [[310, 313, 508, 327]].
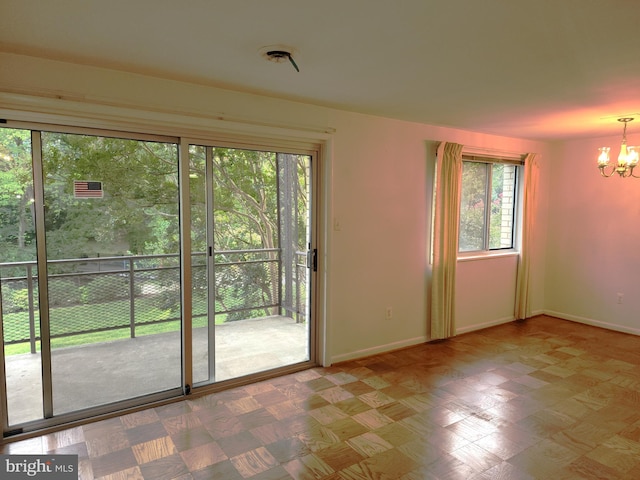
[[385, 307, 393, 320], [617, 293, 624, 304]]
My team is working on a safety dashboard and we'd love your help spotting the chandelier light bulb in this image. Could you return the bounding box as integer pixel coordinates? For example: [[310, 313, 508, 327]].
[[598, 147, 610, 166]]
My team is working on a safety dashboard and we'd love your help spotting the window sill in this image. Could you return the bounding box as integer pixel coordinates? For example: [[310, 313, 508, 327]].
[[457, 250, 520, 263]]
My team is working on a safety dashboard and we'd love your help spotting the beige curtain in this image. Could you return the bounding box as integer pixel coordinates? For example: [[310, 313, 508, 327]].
[[515, 153, 539, 320], [430, 142, 463, 339]]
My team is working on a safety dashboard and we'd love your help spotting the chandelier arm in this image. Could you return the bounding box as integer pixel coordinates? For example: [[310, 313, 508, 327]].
[[598, 166, 617, 178]]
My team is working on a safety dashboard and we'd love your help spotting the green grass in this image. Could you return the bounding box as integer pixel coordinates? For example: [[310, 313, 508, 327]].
[[2, 296, 232, 356]]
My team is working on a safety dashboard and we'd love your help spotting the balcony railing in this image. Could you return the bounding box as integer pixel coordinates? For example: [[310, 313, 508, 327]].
[[0, 249, 307, 354]]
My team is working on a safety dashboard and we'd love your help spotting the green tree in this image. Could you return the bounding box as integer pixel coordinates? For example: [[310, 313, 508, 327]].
[[459, 162, 487, 251], [40, 132, 180, 262], [0, 128, 36, 265]]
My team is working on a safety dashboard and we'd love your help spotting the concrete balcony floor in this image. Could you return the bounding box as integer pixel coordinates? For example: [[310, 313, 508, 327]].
[[4, 315, 309, 426]]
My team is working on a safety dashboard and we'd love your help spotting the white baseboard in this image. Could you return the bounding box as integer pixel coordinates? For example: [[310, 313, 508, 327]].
[[329, 335, 428, 365], [456, 316, 515, 335], [327, 310, 566, 366], [544, 310, 640, 336]]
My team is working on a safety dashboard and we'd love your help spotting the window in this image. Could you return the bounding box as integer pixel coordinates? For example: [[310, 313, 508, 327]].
[[459, 155, 520, 253]]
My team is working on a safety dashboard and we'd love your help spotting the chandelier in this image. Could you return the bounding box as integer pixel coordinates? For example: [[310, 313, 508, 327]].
[[597, 118, 639, 178]]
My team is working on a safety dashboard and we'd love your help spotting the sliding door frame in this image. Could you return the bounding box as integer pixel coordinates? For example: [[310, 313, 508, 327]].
[[0, 120, 184, 438], [184, 136, 321, 395], [0, 120, 325, 440]]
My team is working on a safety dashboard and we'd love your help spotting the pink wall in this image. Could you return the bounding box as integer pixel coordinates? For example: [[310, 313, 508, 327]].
[[545, 133, 640, 334]]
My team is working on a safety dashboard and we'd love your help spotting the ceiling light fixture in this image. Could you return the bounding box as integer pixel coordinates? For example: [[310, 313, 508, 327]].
[[260, 45, 300, 72], [598, 118, 639, 178]]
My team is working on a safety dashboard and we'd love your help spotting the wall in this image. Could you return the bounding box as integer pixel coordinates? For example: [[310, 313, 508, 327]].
[[456, 255, 519, 334], [0, 53, 550, 364], [315, 112, 549, 362], [545, 135, 640, 335]]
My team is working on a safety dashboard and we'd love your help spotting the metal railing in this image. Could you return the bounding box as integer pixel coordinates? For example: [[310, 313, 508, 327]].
[[0, 249, 307, 354]]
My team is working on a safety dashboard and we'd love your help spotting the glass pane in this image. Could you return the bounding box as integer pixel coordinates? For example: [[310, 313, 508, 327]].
[[189, 145, 210, 384], [459, 162, 488, 252], [40, 132, 181, 415], [191, 146, 312, 385], [212, 148, 310, 381], [0, 128, 43, 425], [489, 164, 517, 249]]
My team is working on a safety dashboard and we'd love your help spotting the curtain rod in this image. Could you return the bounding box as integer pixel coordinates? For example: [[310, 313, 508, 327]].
[[462, 145, 525, 160]]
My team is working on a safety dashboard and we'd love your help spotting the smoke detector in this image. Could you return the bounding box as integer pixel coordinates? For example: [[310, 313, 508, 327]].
[[259, 45, 300, 72]]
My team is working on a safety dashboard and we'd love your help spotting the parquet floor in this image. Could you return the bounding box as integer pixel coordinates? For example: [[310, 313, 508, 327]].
[[4, 315, 640, 479]]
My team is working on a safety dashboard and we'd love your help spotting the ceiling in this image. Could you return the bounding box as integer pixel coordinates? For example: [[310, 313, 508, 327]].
[[1, 0, 640, 141]]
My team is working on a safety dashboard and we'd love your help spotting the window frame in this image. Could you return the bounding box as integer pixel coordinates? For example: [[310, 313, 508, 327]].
[[458, 153, 523, 257]]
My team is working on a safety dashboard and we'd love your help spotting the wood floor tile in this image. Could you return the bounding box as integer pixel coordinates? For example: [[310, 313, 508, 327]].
[[95, 466, 144, 480], [89, 448, 138, 478], [325, 417, 368, 442], [585, 434, 640, 473], [125, 421, 168, 446], [190, 459, 244, 480], [308, 405, 349, 425], [360, 376, 391, 390], [351, 408, 393, 430], [342, 448, 418, 479], [137, 453, 189, 480], [398, 393, 435, 412], [131, 436, 177, 464], [179, 441, 227, 471], [298, 425, 341, 452], [471, 461, 536, 480], [250, 419, 294, 445], [324, 372, 358, 386], [346, 432, 393, 458], [339, 381, 375, 397], [226, 396, 263, 415], [202, 413, 245, 439], [120, 409, 161, 429], [161, 411, 202, 436], [283, 453, 333, 479], [561, 455, 623, 480], [447, 415, 498, 442], [265, 437, 311, 464], [46, 440, 89, 459], [473, 432, 531, 461], [154, 401, 192, 419], [170, 425, 214, 452], [373, 422, 420, 448], [86, 430, 130, 458], [318, 386, 354, 404], [216, 430, 261, 458], [239, 408, 277, 430], [357, 390, 395, 408], [230, 446, 278, 478], [509, 438, 581, 477], [424, 452, 478, 480]]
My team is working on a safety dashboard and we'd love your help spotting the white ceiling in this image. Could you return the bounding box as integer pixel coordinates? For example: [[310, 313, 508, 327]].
[[1, 0, 640, 141]]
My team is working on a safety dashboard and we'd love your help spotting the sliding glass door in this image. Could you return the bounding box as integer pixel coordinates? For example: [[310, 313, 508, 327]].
[[0, 124, 318, 436], [40, 131, 183, 416], [190, 145, 315, 386], [1, 126, 183, 429], [0, 127, 41, 426]]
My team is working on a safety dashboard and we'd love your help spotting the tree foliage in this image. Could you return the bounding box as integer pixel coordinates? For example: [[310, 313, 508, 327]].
[[1, 127, 310, 322]]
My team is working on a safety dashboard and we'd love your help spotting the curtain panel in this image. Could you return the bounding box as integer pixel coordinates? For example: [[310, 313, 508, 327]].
[[430, 142, 463, 340], [515, 153, 539, 320]]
